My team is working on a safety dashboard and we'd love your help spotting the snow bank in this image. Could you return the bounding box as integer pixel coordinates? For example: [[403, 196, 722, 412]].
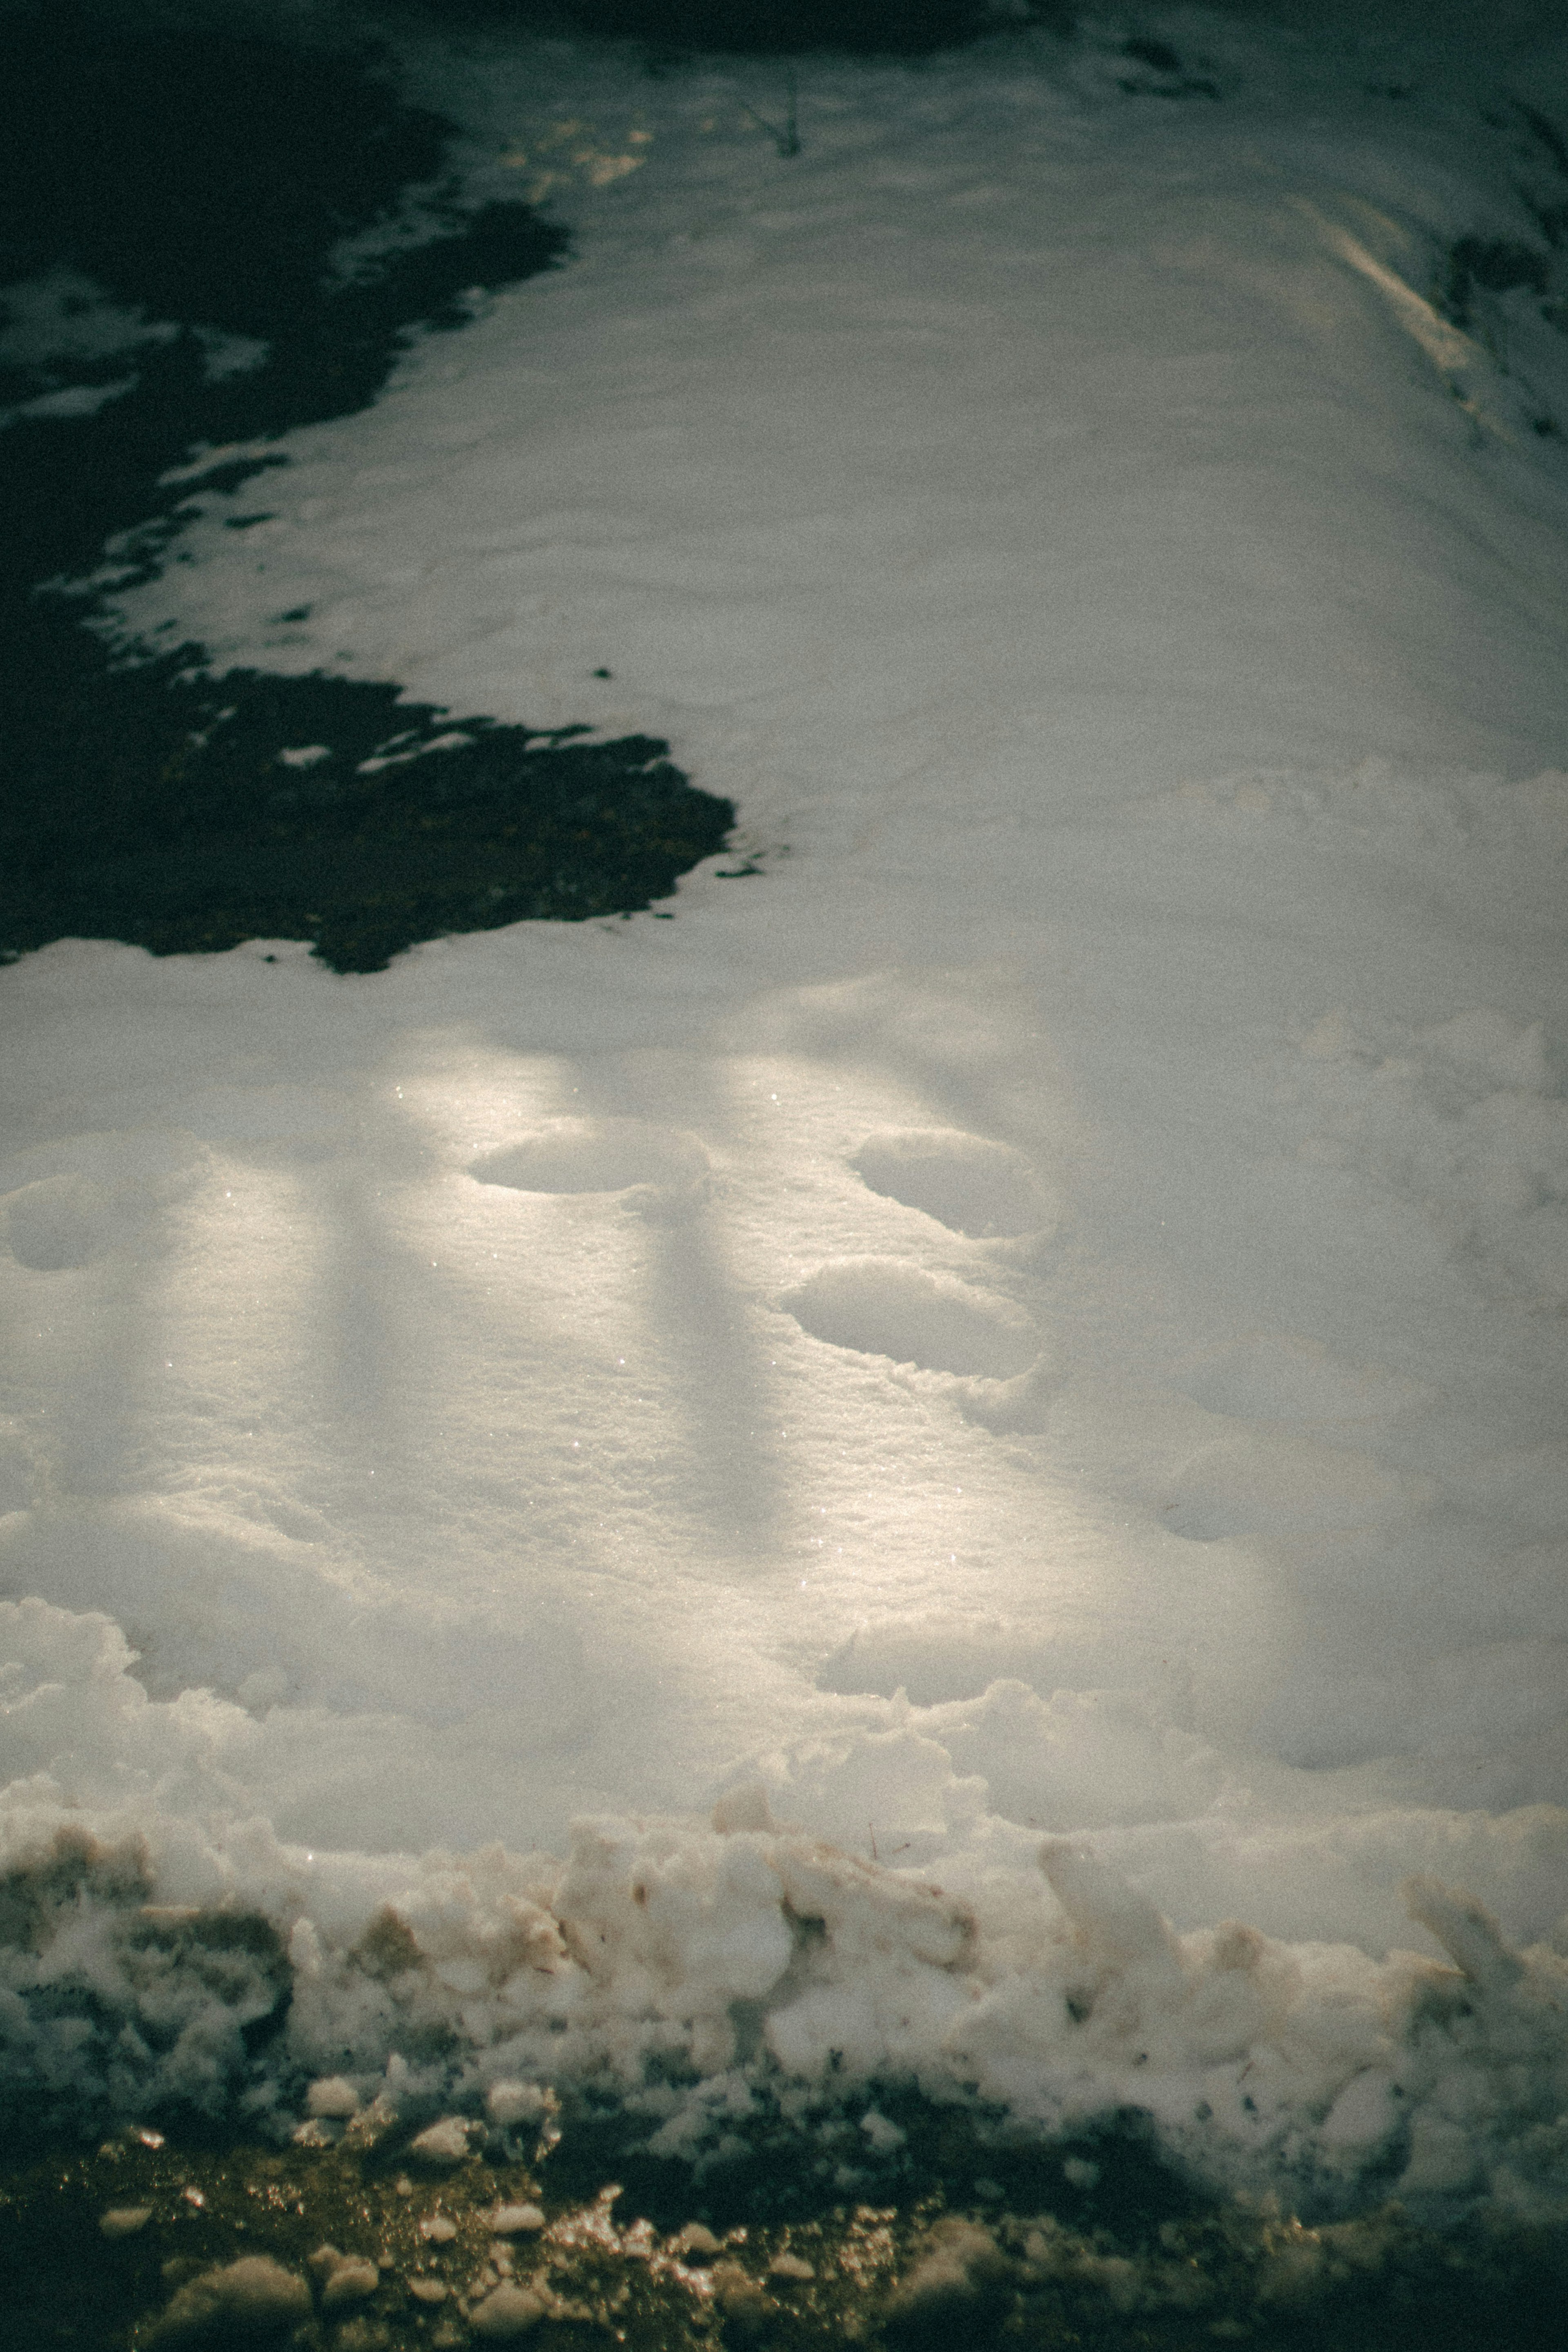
[[2, 1751, 1565, 2223], [2, 1596, 1566, 2221]]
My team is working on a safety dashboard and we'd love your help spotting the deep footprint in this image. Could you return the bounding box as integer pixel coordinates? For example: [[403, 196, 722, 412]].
[[1175, 1333, 1429, 1425], [470, 1120, 711, 1204], [782, 1257, 1037, 1378], [1, 1129, 209, 1270], [1159, 1428, 1428, 1541], [2, 1175, 116, 1272], [850, 1130, 1056, 1239]]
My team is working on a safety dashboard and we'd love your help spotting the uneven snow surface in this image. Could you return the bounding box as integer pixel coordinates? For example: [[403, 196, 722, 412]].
[[3, 2, 1568, 2219]]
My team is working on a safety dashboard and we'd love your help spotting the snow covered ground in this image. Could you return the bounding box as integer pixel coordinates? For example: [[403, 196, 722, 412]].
[[2, 0, 1567, 2220]]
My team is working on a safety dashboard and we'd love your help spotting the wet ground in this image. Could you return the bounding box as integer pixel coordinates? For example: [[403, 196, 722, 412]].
[[3, 2098, 1562, 2350], [0, 2, 732, 972]]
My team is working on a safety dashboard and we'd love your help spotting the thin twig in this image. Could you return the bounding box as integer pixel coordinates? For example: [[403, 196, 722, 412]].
[[740, 65, 800, 158]]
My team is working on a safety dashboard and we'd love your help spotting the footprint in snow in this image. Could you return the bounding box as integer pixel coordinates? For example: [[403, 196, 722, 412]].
[[850, 1128, 1056, 1238], [1, 1130, 210, 1269], [1159, 1427, 1432, 1542], [782, 1256, 1038, 1380], [4, 1174, 116, 1271], [468, 1119, 710, 1217], [1175, 1333, 1432, 1425]]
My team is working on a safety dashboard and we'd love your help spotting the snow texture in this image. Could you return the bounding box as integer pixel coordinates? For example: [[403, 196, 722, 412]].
[[2, 0, 1568, 2223]]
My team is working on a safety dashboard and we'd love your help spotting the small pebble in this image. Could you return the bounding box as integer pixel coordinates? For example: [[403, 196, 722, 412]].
[[410, 2117, 472, 2167], [710, 2260, 768, 2316], [487, 2203, 546, 2236], [100, 2207, 153, 2238], [157, 2256, 310, 2334], [419, 2214, 459, 2243], [485, 2081, 551, 2127], [322, 2257, 380, 2308], [306, 2074, 361, 2119], [470, 2283, 548, 2339], [769, 2250, 815, 2281], [409, 2277, 449, 2304]]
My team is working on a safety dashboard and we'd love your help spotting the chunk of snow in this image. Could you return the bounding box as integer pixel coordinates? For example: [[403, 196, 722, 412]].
[[409, 2117, 473, 2167], [468, 2283, 548, 2337], [487, 2203, 546, 2235], [99, 2206, 152, 2237], [152, 2256, 310, 2340]]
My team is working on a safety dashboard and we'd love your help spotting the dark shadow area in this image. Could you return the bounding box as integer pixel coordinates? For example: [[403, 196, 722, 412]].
[[1, 2094, 1564, 2351], [550, 2082, 1207, 2237], [421, 0, 1035, 60], [1441, 231, 1555, 329], [0, 1, 733, 971], [1427, 107, 1568, 435], [1116, 32, 1221, 99], [0, 660, 733, 974]]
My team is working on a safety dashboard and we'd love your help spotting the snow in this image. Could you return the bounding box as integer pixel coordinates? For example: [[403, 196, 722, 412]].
[[310, 2240, 382, 2309], [151, 2254, 311, 2340], [468, 2283, 549, 2339], [2, 0, 1568, 2221], [99, 2205, 154, 2238], [488, 2202, 548, 2234]]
